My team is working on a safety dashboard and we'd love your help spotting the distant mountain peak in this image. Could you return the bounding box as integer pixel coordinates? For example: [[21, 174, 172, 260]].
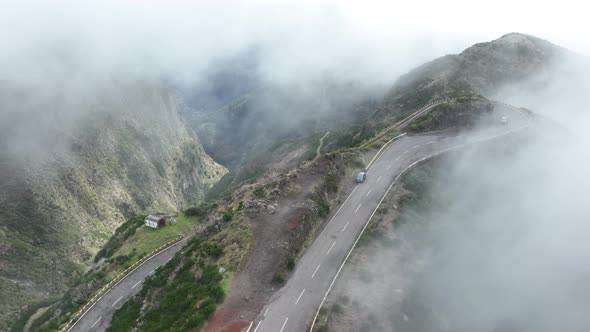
[[374, 33, 573, 124], [464, 32, 569, 60], [499, 32, 535, 40]]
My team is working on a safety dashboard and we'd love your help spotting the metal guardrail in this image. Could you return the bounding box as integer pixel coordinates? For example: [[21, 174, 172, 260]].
[[61, 234, 185, 332], [358, 98, 455, 149]]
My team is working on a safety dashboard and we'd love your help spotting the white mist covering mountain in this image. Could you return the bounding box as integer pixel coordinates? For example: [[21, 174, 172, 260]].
[[428, 67, 590, 331], [329, 52, 590, 331], [1, 1, 590, 331]]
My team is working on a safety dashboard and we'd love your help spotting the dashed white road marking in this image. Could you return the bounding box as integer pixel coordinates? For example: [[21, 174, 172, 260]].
[[326, 241, 336, 255], [65, 238, 190, 332], [280, 317, 289, 332], [149, 269, 155, 275], [312, 264, 321, 278], [131, 280, 141, 289], [91, 316, 102, 328], [355, 203, 362, 214], [377, 175, 383, 182], [341, 222, 349, 232], [412, 144, 421, 149], [112, 296, 123, 307], [387, 164, 392, 170], [365, 188, 372, 197], [308, 105, 529, 331], [253, 321, 262, 332], [426, 141, 436, 144], [295, 289, 305, 305]]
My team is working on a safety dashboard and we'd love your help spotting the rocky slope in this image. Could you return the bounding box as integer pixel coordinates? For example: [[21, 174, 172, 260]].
[[0, 80, 226, 329], [201, 33, 577, 332], [372, 33, 572, 124], [181, 80, 381, 168]]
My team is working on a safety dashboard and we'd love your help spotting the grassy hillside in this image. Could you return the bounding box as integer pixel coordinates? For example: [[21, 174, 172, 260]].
[[0, 81, 227, 330], [371, 33, 570, 126], [23, 211, 208, 332], [107, 217, 250, 332]]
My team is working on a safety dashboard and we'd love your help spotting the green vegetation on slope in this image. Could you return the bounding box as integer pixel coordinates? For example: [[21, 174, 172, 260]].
[[23, 212, 203, 331], [0, 82, 227, 330], [372, 33, 567, 129], [9, 298, 58, 332], [408, 97, 494, 133], [108, 212, 251, 332]]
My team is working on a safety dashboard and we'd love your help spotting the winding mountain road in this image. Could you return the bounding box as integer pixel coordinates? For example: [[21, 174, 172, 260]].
[[66, 238, 189, 332], [252, 105, 530, 332], [65, 100, 529, 332]]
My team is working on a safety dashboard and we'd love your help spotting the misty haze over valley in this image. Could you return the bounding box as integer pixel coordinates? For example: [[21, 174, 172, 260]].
[[1, 1, 589, 332]]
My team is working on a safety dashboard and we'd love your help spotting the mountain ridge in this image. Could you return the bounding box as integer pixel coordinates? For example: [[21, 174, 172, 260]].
[[373, 32, 572, 124], [0, 80, 226, 330]]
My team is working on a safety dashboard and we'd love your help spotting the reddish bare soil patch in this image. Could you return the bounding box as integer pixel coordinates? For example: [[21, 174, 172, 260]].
[[205, 306, 249, 332], [287, 213, 303, 230], [204, 154, 359, 332]]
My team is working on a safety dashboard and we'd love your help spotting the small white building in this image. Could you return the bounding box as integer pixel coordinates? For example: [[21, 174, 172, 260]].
[[144, 215, 166, 229]]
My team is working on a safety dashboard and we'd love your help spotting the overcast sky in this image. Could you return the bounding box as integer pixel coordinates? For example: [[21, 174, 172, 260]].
[[2, 0, 588, 90], [334, 0, 590, 53]]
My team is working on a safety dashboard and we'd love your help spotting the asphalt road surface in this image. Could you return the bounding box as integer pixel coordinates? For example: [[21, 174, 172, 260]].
[[253, 106, 529, 332], [65, 102, 527, 332], [67, 238, 189, 332]]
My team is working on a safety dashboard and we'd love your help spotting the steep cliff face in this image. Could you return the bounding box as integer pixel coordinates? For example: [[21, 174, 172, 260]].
[[0, 80, 226, 328]]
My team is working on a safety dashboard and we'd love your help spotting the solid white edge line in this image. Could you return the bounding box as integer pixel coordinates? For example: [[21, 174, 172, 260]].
[[246, 321, 254, 332], [264, 306, 270, 316], [252, 177, 360, 330], [280, 317, 289, 332], [311, 264, 321, 278], [295, 289, 306, 305], [366, 133, 407, 170], [326, 241, 336, 255], [309, 119, 530, 331], [363, 100, 440, 151], [66, 238, 188, 332], [253, 321, 262, 332]]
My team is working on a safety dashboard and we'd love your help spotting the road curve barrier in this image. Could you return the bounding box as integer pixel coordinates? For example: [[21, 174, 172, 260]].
[[61, 234, 185, 332], [358, 98, 457, 150]]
